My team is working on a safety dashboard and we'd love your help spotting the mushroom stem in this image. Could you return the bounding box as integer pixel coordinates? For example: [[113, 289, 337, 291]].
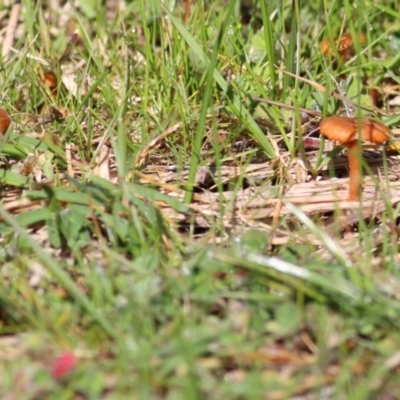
[[346, 140, 360, 201]]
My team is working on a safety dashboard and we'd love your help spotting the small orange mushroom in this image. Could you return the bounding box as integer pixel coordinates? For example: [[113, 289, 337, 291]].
[[0, 108, 11, 136], [42, 71, 58, 96], [320, 32, 366, 61], [38, 71, 68, 118], [319, 116, 390, 201]]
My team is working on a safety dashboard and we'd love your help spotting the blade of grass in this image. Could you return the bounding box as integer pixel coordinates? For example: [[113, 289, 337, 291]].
[[282, 1, 297, 99], [183, 3, 232, 203], [260, 1, 277, 98], [163, 6, 276, 160], [208, 248, 361, 302], [284, 201, 352, 267]]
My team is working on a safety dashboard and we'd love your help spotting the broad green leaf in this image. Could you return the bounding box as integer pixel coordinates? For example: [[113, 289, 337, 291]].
[[0, 169, 29, 187]]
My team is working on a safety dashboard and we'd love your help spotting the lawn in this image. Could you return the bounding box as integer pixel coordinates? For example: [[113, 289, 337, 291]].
[[1, 0, 400, 398]]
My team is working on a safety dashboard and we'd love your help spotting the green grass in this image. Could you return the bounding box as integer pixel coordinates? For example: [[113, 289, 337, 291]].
[[1, 0, 400, 398]]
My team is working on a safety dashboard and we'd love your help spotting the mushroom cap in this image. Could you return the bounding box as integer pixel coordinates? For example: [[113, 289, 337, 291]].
[[0, 108, 11, 135], [320, 32, 366, 55], [43, 71, 58, 93], [319, 116, 389, 145]]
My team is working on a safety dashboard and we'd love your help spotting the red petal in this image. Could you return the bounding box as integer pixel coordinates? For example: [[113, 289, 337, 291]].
[[51, 352, 77, 380]]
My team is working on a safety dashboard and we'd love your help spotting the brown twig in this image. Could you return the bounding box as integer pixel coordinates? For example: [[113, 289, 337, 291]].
[[2, 0, 21, 62], [135, 122, 182, 167], [280, 69, 387, 115], [253, 97, 322, 117]]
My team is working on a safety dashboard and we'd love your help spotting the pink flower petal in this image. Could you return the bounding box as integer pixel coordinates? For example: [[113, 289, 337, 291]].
[[51, 352, 77, 380]]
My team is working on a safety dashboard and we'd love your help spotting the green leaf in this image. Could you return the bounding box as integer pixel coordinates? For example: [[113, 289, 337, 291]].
[[0, 169, 29, 187], [0, 143, 29, 158], [16, 208, 54, 227], [58, 208, 92, 251], [124, 182, 191, 214]]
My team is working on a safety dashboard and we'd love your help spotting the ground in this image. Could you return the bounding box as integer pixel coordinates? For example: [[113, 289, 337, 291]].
[[1, 0, 400, 398]]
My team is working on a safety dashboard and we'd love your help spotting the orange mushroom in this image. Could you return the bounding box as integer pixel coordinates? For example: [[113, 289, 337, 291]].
[[0, 108, 11, 136], [38, 71, 67, 118], [42, 71, 58, 97], [320, 32, 366, 61], [319, 116, 389, 201]]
